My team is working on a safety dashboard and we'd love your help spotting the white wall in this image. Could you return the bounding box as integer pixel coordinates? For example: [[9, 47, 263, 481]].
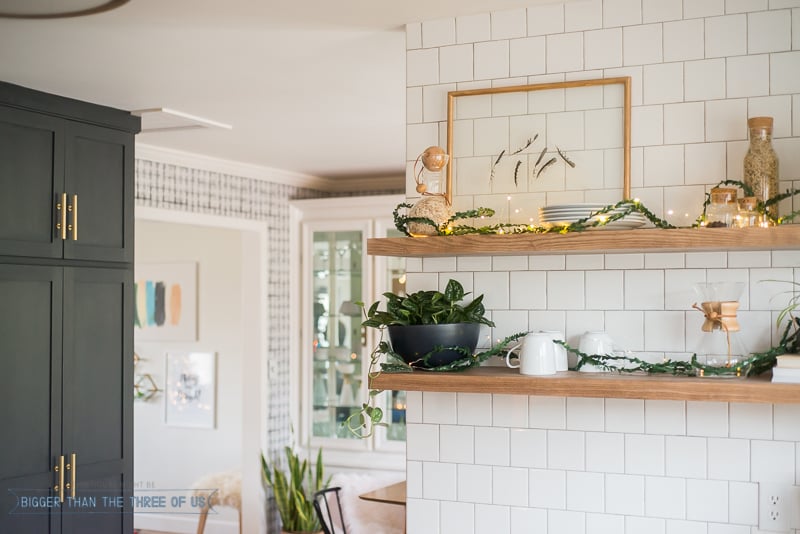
[[133, 220, 244, 533], [405, 0, 800, 219], [406, 388, 800, 534], [403, 251, 800, 534], [403, 1, 800, 532]]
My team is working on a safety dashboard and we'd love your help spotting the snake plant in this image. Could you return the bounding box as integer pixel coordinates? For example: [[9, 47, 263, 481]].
[[261, 447, 328, 533]]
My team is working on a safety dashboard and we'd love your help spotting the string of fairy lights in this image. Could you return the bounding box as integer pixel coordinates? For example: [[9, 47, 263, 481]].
[[394, 180, 800, 237]]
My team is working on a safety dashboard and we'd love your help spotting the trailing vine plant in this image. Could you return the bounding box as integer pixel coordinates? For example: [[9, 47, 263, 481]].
[[342, 279, 527, 438], [342, 329, 527, 438]]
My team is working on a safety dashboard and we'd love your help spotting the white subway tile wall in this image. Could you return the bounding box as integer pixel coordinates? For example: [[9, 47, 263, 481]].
[[643, 0, 682, 23], [665, 436, 708, 478], [423, 461, 458, 501], [646, 475, 687, 519], [405, 1, 800, 531], [406, 388, 800, 531], [406, 3, 800, 219], [587, 431, 626, 473], [492, 393, 529, 427], [725, 0, 767, 13], [606, 473, 646, 515], [625, 433, 666, 475], [440, 501, 473, 534], [626, 516, 666, 534]]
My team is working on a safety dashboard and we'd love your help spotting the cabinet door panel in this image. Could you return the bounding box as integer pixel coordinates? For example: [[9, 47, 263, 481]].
[[0, 265, 62, 534], [0, 474, 59, 534], [62, 267, 132, 534], [0, 106, 64, 259], [62, 473, 130, 534], [63, 267, 132, 461], [63, 123, 133, 263]]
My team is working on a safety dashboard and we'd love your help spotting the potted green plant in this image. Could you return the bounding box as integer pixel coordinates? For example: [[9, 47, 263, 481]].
[[776, 280, 800, 355], [344, 279, 525, 438], [261, 447, 328, 534], [362, 278, 495, 368]]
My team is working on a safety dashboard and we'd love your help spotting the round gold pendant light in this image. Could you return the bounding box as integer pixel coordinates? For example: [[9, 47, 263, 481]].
[[0, 0, 129, 19]]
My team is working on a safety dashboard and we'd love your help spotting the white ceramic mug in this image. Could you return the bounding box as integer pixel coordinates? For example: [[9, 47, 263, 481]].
[[540, 330, 568, 371], [578, 331, 614, 373], [505, 332, 556, 376]]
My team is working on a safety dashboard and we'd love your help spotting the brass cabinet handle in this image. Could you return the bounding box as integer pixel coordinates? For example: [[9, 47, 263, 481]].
[[56, 193, 67, 240], [67, 194, 78, 241], [69, 453, 76, 498], [54, 455, 64, 503]]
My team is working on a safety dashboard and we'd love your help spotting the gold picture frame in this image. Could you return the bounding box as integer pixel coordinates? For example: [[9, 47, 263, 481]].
[[445, 76, 632, 205]]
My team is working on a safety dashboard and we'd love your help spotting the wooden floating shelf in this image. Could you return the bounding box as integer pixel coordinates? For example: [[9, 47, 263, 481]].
[[367, 225, 800, 257], [371, 366, 800, 404]]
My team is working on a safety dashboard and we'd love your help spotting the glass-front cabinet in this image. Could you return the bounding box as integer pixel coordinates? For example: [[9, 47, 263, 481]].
[[291, 195, 405, 468], [310, 228, 365, 439]]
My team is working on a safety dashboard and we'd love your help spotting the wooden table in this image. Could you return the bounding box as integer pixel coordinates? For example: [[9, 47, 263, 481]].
[[359, 481, 406, 533], [359, 481, 406, 506]]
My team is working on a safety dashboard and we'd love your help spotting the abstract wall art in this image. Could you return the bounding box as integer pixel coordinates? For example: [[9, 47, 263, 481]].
[[134, 262, 198, 341]]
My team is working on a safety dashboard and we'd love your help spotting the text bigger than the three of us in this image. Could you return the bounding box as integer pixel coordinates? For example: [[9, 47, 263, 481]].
[[15, 494, 212, 512]]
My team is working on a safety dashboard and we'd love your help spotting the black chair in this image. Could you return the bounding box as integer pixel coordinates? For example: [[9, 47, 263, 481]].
[[313, 487, 347, 534]]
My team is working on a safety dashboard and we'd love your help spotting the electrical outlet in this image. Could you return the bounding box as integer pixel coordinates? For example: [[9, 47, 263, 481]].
[[759, 483, 800, 532]]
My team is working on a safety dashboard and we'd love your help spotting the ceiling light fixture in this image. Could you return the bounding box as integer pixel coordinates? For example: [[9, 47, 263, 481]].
[[0, 0, 129, 19], [132, 108, 233, 133]]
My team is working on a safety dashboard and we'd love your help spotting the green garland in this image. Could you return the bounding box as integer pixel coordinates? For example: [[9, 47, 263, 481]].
[[394, 181, 800, 237], [377, 332, 528, 373], [695, 180, 800, 226], [344, 312, 797, 436], [561, 314, 798, 377], [560, 341, 782, 377]]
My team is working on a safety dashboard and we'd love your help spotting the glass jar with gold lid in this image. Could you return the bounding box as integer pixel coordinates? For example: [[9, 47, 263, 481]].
[[706, 187, 738, 228], [743, 116, 779, 220], [735, 196, 762, 228]]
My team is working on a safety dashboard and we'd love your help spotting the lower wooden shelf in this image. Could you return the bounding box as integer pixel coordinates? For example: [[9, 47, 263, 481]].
[[371, 366, 800, 404]]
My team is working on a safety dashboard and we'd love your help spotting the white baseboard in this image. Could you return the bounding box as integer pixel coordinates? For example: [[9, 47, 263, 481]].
[[134, 512, 238, 534]]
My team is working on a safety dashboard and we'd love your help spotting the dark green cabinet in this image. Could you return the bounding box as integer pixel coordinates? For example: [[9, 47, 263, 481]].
[[0, 106, 64, 260], [0, 266, 133, 534], [0, 265, 62, 534], [63, 122, 134, 263], [0, 81, 138, 534], [0, 87, 135, 263], [61, 267, 133, 534]]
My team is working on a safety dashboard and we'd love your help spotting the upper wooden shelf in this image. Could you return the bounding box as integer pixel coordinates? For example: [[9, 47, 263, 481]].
[[367, 225, 800, 257], [371, 366, 800, 404]]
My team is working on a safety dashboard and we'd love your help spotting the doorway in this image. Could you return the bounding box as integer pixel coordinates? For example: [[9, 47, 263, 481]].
[[133, 207, 268, 534]]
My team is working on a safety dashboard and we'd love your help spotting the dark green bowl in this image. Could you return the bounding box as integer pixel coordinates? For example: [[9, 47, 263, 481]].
[[387, 323, 481, 368]]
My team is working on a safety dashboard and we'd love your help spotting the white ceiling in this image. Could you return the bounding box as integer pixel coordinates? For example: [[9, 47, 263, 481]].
[[0, 0, 545, 182]]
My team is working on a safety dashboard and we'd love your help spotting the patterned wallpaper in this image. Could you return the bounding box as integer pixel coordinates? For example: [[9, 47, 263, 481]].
[[135, 158, 402, 530]]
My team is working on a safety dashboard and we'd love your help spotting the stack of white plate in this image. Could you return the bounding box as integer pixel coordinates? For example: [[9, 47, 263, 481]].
[[539, 203, 647, 230]]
